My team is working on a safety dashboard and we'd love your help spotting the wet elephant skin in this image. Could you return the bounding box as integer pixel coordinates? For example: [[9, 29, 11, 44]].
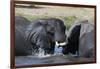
[[15, 16, 66, 56]]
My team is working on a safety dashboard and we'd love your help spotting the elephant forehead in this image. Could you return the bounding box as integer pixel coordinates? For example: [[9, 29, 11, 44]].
[[47, 21, 56, 27]]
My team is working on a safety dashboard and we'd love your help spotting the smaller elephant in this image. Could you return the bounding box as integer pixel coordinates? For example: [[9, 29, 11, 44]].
[[62, 20, 94, 58]]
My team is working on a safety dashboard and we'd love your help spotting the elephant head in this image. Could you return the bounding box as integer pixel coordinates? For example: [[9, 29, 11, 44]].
[[39, 18, 66, 43]]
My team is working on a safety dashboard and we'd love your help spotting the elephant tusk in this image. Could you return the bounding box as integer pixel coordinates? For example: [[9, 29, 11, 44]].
[[55, 41, 67, 46], [59, 42, 67, 46], [55, 41, 59, 46]]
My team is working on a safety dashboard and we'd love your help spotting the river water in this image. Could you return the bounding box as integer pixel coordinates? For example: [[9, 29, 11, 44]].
[[15, 54, 94, 67], [15, 45, 94, 67]]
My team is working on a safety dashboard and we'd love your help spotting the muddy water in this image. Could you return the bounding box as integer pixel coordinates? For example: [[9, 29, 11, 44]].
[[15, 54, 94, 67], [15, 44, 94, 66]]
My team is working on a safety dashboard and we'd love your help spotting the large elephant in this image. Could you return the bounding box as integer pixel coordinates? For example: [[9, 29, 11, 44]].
[[15, 16, 66, 56], [62, 20, 94, 58]]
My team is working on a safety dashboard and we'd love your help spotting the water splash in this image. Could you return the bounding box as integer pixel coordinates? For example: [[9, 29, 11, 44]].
[[32, 48, 52, 58], [54, 44, 63, 55], [38, 48, 51, 58], [32, 41, 67, 58]]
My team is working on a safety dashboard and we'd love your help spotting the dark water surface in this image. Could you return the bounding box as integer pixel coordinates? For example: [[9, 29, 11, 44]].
[[15, 54, 94, 67]]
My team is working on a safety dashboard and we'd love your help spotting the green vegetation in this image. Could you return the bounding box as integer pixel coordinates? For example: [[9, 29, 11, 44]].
[[16, 13, 76, 29], [15, 5, 94, 29]]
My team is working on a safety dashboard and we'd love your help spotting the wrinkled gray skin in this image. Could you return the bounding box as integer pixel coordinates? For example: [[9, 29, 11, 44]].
[[15, 16, 66, 56], [15, 16, 32, 56], [62, 20, 94, 58]]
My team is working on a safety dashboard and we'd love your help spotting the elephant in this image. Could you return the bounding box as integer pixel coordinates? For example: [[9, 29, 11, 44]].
[[15, 16, 66, 56], [15, 16, 31, 56], [62, 20, 94, 58]]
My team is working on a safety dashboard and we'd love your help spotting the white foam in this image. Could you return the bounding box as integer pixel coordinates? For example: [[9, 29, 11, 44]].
[[38, 54, 51, 58], [34, 48, 51, 58]]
